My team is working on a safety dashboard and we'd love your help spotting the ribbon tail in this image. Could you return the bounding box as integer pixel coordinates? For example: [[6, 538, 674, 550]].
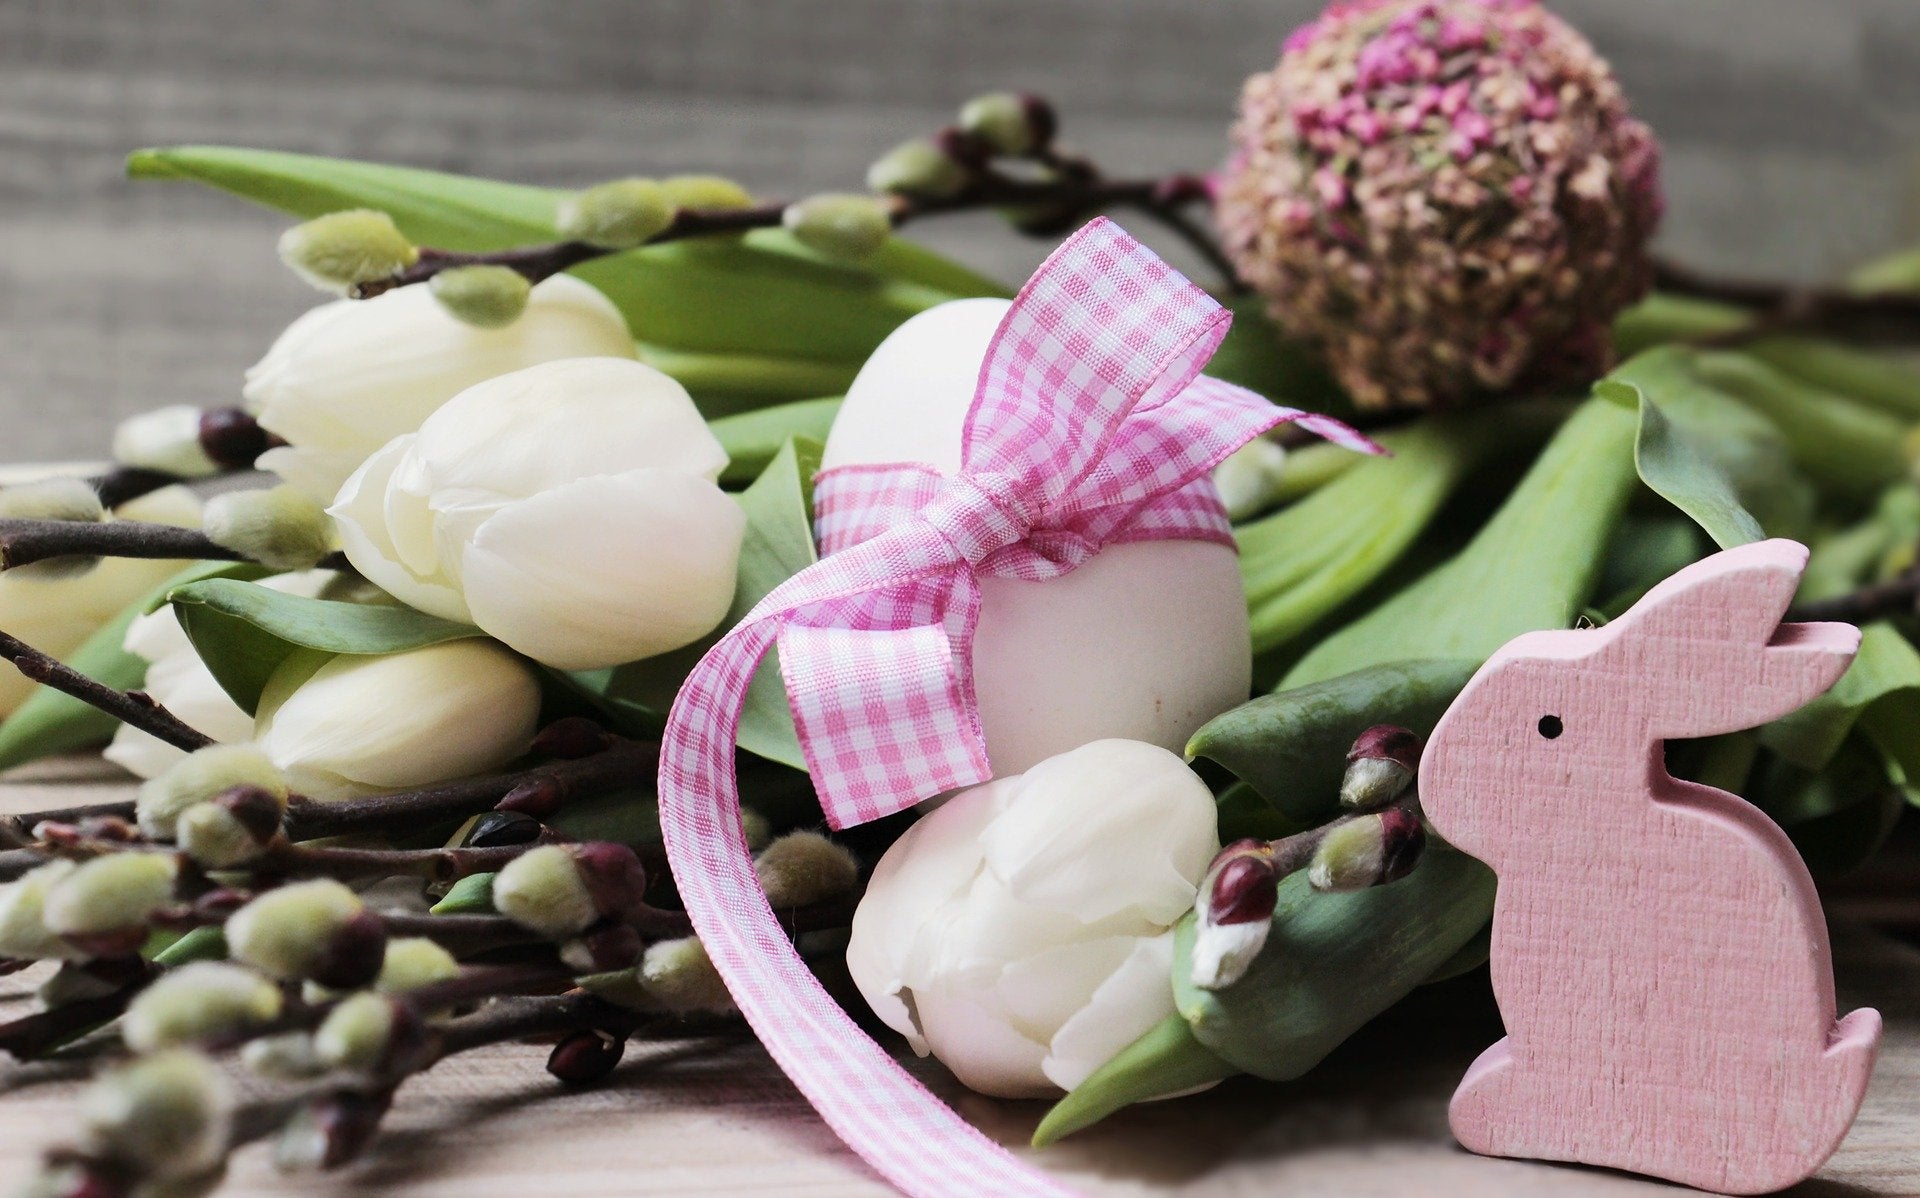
[[659, 611, 1079, 1198]]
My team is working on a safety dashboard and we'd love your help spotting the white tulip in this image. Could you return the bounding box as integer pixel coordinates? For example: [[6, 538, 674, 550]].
[[104, 570, 338, 780], [0, 483, 202, 720], [244, 275, 637, 502], [252, 639, 541, 800], [823, 299, 1252, 775], [332, 357, 745, 670], [846, 739, 1220, 1098]]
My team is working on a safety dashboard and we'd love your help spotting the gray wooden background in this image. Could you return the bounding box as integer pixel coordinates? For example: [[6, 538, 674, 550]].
[[4, 0, 1920, 461]]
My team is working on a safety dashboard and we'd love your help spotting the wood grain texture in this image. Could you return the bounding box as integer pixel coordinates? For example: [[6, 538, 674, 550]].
[[1421, 540, 1880, 1194]]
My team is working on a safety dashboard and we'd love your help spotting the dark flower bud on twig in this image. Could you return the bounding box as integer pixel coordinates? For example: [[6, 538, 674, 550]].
[[494, 777, 564, 819], [197, 407, 272, 471], [178, 784, 285, 869], [273, 1089, 391, 1173], [1189, 838, 1279, 991], [1339, 724, 1422, 811], [493, 842, 647, 939], [529, 716, 612, 760], [958, 92, 1043, 157], [546, 1028, 626, 1086]]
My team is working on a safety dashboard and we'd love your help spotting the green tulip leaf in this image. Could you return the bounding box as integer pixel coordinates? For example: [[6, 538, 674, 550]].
[[1033, 1014, 1238, 1147], [0, 562, 268, 771], [1171, 845, 1496, 1081], [1188, 659, 1478, 827], [1761, 623, 1920, 789], [711, 397, 844, 486], [1283, 393, 1642, 687], [604, 436, 822, 770], [1600, 373, 1764, 551], [126, 146, 1002, 374], [166, 578, 484, 715], [1688, 350, 1910, 502]]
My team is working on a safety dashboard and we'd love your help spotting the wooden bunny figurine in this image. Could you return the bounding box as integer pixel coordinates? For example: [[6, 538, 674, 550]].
[[1420, 539, 1881, 1194]]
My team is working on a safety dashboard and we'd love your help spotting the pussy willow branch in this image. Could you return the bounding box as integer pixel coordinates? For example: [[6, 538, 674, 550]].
[[0, 630, 212, 753], [1788, 562, 1920, 625], [356, 169, 1230, 299], [1269, 788, 1424, 876], [0, 517, 349, 572], [1653, 258, 1920, 344]]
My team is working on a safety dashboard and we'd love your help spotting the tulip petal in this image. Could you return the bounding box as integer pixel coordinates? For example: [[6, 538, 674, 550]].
[[910, 986, 1054, 1099], [1041, 932, 1179, 1093], [458, 470, 745, 670], [981, 740, 1217, 926], [331, 440, 472, 623]]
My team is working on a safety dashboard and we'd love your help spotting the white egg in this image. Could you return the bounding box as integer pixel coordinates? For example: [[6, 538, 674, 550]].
[[822, 298, 1252, 777]]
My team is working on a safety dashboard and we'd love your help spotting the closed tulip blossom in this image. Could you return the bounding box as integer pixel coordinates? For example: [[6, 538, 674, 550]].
[[244, 275, 637, 503], [331, 357, 745, 670], [252, 639, 542, 801], [846, 739, 1220, 1098]]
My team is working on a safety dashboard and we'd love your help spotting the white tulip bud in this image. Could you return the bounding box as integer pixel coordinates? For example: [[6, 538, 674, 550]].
[[106, 570, 337, 780], [276, 209, 418, 294], [122, 962, 283, 1052], [846, 740, 1219, 1098], [243, 275, 636, 503], [137, 744, 288, 840], [331, 357, 744, 669], [201, 485, 333, 571], [112, 406, 221, 479], [78, 1049, 233, 1181], [0, 859, 85, 961], [253, 640, 541, 801]]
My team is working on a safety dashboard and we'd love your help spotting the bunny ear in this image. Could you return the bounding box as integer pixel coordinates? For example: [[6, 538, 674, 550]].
[[1609, 539, 1808, 646]]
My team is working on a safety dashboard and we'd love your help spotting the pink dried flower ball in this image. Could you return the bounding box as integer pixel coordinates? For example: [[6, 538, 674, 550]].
[[1215, 0, 1662, 410]]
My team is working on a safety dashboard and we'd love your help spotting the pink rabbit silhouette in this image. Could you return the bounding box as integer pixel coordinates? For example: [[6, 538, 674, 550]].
[[1420, 539, 1880, 1194]]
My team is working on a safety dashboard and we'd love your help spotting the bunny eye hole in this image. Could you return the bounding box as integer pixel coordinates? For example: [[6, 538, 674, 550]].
[[1537, 715, 1564, 740]]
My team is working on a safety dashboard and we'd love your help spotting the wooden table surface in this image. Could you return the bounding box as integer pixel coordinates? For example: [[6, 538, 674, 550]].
[[0, 759, 1914, 1197], [6, 3, 1920, 1193]]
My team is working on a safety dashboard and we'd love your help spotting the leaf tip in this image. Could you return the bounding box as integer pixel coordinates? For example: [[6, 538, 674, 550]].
[[125, 148, 180, 180]]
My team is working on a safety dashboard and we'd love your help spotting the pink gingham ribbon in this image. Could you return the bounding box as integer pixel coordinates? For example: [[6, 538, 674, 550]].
[[657, 218, 1378, 1196]]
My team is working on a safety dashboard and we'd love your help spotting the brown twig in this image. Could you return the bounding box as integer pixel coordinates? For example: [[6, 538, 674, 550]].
[[0, 630, 213, 752], [1788, 568, 1920, 625], [0, 517, 347, 572], [281, 737, 658, 839], [1653, 258, 1920, 345]]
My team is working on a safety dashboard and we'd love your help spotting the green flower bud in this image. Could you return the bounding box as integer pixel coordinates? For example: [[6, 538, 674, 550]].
[[224, 878, 363, 981], [958, 92, 1038, 156], [312, 991, 397, 1073], [754, 831, 858, 908], [78, 1048, 233, 1180], [1308, 807, 1427, 893], [240, 1030, 326, 1081], [658, 174, 755, 211], [555, 177, 675, 249], [373, 936, 459, 994], [42, 851, 178, 939], [639, 936, 734, 1013], [0, 859, 86, 961], [276, 209, 418, 295], [782, 193, 892, 262], [138, 745, 289, 841], [122, 962, 283, 1052], [112, 405, 221, 479], [492, 843, 596, 939], [428, 264, 533, 328], [177, 791, 279, 870], [865, 140, 968, 199], [201, 485, 333, 572], [0, 477, 106, 580]]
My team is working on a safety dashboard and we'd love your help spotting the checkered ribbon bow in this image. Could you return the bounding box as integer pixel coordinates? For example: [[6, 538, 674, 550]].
[[657, 219, 1377, 1196]]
